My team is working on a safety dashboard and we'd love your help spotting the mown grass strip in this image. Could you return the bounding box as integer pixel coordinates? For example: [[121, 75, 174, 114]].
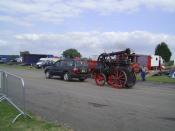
[[136, 74, 175, 84], [0, 64, 40, 71], [0, 102, 73, 131]]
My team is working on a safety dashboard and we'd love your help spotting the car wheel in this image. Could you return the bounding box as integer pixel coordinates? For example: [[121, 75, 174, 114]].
[[79, 78, 85, 82], [63, 72, 70, 81], [45, 71, 52, 79]]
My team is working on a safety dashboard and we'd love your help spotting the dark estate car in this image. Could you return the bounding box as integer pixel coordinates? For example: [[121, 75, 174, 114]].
[[44, 59, 90, 81]]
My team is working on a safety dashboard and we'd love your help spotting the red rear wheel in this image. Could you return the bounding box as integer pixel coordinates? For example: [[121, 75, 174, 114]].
[[108, 70, 127, 88], [95, 73, 106, 86]]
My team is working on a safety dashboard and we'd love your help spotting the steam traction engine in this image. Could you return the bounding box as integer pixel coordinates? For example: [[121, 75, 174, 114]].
[[94, 48, 137, 88]]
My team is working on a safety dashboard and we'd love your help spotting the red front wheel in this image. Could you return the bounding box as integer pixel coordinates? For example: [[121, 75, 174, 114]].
[[108, 70, 127, 88], [95, 73, 106, 86]]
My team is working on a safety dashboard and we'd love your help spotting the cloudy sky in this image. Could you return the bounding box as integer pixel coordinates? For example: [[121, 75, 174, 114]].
[[0, 0, 175, 59]]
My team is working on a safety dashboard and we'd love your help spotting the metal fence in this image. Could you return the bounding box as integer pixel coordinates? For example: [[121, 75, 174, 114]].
[[0, 70, 31, 123], [0, 71, 6, 99]]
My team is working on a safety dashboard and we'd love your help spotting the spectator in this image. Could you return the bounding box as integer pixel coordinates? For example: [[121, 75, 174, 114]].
[[141, 66, 148, 81]]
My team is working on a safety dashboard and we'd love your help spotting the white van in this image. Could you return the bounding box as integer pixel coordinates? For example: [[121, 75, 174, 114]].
[[36, 58, 60, 68]]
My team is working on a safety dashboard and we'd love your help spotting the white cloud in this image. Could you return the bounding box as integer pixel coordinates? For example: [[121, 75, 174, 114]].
[[0, 0, 175, 25], [0, 31, 172, 59], [142, 0, 175, 12], [0, 39, 7, 45], [0, 15, 33, 26], [0, 0, 81, 25]]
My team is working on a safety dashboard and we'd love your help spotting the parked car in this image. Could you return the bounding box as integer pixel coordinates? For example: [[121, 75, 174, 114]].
[[44, 59, 90, 81]]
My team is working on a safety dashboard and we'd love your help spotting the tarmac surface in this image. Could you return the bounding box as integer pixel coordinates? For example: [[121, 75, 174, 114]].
[[1, 67, 175, 131]]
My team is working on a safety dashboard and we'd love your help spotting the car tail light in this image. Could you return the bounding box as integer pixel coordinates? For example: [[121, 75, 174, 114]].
[[73, 67, 80, 73]]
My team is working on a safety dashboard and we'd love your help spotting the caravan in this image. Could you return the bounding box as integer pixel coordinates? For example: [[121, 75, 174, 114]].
[[135, 55, 164, 70]]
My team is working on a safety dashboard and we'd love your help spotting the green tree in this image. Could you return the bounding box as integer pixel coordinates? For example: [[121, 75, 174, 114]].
[[62, 48, 81, 58], [155, 42, 172, 62]]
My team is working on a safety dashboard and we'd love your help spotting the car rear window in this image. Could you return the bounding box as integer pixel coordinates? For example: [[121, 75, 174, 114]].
[[75, 61, 88, 67]]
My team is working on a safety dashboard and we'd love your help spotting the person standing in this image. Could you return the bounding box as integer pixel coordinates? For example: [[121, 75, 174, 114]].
[[141, 66, 147, 81]]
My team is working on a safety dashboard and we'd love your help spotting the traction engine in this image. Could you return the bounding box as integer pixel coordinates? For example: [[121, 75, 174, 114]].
[[94, 48, 137, 88]]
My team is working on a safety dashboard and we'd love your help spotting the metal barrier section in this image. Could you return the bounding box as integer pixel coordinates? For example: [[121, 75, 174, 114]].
[[0, 71, 3, 94], [6, 73, 25, 112], [0, 71, 6, 100], [0, 71, 31, 123]]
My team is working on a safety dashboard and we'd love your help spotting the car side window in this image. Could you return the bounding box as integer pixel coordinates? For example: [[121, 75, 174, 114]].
[[67, 61, 74, 67], [60, 61, 67, 66], [55, 61, 61, 67], [59, 60, 74, 67]]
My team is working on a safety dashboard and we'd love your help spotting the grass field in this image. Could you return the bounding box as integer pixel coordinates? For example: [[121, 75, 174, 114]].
[[0, 102, 73, 131], [147, 75, 175, 84], [0, 64, 40, 71], [137, 74, 175, 84]]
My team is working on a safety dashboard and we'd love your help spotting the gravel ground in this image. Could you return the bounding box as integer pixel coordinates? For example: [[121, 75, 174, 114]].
[[1, 67, 175, 131]]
